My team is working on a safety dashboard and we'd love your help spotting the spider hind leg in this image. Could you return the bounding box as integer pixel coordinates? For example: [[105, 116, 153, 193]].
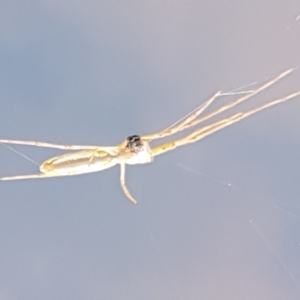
[[1, 173, 61, 180]]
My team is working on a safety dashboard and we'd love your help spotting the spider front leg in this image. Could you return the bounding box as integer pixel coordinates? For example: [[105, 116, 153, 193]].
[[151, 91, 300, 157], [142, 92, 221, 141], [119, 163, 137, 204], [143, 68, 295, 143]]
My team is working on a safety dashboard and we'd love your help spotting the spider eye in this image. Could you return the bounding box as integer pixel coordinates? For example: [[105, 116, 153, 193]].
[[126, 135, 144, 152]]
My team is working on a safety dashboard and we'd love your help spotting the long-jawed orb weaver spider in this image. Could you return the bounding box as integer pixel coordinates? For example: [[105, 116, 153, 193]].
[[1, 68, 299, 204]]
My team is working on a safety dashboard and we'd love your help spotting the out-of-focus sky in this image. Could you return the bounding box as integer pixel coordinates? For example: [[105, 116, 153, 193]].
[[1, 1, 300, 299]]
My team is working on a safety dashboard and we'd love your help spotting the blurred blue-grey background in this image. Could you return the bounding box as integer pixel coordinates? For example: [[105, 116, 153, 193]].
[[1, 1, 300, 299]]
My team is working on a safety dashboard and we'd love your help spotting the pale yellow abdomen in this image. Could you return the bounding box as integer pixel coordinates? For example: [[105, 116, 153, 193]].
[[40, 149, 117, 175]]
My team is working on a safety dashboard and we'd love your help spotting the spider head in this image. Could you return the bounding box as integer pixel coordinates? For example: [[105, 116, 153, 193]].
[[124, 135, 153, 164], [126, 135, 144, 152]]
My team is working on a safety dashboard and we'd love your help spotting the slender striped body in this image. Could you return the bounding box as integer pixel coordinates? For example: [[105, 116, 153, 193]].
[[40, 149, 118, 176]]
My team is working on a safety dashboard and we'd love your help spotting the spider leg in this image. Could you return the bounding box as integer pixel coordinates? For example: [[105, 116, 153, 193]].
[[178, 68, 295, 131], [0, 139, 116, 151], [120, 163, 137, 204], [143, 68, 294, 142], [151, 90, 300, 157], [1, 173, 64, 180], [142, 91, 221, 141]]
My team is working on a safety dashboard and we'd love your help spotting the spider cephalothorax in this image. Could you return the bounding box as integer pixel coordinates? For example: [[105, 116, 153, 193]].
[[125, 135, 144, 153], [123, 135, 153, 165]]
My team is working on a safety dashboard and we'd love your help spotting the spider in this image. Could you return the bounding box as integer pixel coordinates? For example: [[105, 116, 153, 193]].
[[1, 68, 299, 204]]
